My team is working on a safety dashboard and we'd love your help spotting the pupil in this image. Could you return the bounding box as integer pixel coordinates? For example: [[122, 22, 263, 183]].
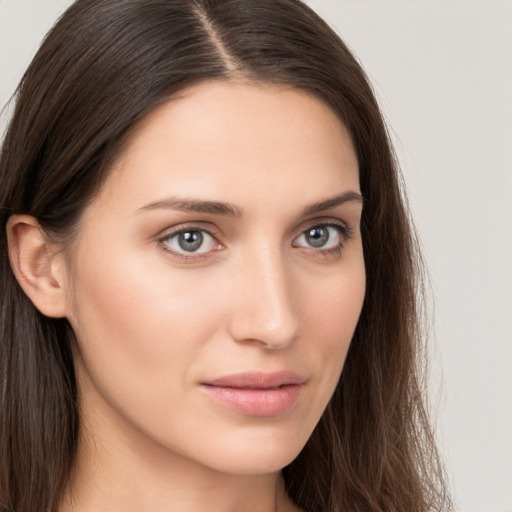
[[307, 227, 329, 248], [179, 231, 203, 252]]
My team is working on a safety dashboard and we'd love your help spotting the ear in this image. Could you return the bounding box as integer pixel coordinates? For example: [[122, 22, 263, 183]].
[[6, 215, 68, 318]]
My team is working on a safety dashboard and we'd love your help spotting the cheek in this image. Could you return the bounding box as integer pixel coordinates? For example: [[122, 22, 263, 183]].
[[66, 244, 237, 460], [72, 235, 216, 338], [66, 241, 224, 408], [302, 255, 366, 392], [302, 256, 365, 348]]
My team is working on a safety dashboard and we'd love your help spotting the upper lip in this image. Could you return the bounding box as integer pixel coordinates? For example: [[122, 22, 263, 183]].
[[202, 371, 306, 389]]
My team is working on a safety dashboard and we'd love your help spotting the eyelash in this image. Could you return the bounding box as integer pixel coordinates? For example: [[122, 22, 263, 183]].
[[157, 221, 353, 262]]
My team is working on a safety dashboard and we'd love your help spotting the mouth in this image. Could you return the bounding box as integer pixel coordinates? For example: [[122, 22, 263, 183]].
[[200, 371, 306, 417]]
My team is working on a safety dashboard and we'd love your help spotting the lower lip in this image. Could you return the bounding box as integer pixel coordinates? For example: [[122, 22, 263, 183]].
[[200, 384, 303, 417]]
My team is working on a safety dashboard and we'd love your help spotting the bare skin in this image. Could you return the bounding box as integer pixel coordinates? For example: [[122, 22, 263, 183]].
[[8, 81, 365, 512]]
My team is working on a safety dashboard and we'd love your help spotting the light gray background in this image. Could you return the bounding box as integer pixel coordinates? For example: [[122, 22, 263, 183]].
[[1, 1, 511, 511]]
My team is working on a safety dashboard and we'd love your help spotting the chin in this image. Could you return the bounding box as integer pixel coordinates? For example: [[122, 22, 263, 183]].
[[181, 423, 312, 476], [206, 449, 300, 476]]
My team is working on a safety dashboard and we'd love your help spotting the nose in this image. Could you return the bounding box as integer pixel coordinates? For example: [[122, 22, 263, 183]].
[[226, 246, 300, 349]]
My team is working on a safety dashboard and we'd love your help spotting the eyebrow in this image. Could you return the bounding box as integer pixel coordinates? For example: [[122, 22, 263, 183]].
[[136, 191, 362, 217], [301, 191, 363, 215], [136, 198, 243, 217]]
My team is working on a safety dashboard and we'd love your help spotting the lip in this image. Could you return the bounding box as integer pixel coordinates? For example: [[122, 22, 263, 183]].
[[200, 371, 306, 417]]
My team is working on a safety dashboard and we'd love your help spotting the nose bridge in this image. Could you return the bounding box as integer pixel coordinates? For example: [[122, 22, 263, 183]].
[[228, 240, 300, 348]]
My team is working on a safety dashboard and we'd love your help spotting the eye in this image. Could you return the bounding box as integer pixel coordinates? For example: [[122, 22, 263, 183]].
[[161, 228, 218, 255], [294, 223, 347, 251]]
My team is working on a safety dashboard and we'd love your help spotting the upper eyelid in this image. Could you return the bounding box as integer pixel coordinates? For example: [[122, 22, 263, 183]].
[[154, 213, 354, 245], [299, 212, 350, 225], [157, 217, 348, 234], [157, 222, 220, 240], [299, 221, 349, 234], [294, 217, 351, 236]]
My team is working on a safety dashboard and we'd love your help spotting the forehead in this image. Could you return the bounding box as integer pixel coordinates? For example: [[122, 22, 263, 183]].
[[94, 80, 360, 216]]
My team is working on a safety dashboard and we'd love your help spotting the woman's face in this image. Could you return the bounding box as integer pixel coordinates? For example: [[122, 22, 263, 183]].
[[62, 81, 365, 475]]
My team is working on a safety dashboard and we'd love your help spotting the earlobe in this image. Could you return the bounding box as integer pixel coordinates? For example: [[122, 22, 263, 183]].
[[6, 215, 68, 318]]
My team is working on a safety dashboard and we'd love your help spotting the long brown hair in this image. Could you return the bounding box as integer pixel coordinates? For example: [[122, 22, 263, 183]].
[[0, 1, 450, 511]]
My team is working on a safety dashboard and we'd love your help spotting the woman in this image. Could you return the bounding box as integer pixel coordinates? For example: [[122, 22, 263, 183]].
[[0, 1, 450, 511]]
